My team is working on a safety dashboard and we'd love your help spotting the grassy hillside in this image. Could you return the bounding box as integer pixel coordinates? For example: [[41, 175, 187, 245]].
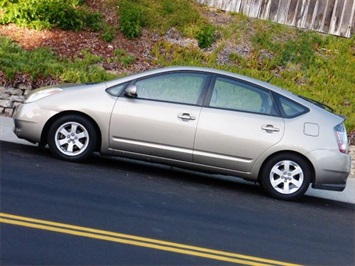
[[0, 0, 354, 130]]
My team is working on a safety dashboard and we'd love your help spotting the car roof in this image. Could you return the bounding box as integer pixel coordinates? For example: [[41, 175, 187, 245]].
[[106, 66, 294, 96]]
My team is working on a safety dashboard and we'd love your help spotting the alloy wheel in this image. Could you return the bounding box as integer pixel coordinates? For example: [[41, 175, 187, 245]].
[[269, 160, 304, 195], [54, 121, 89, 156]]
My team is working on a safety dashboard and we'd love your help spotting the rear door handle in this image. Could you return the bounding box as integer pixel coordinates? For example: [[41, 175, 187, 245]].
[[178, 113, 196, 121], [261, 124, 280, 133]]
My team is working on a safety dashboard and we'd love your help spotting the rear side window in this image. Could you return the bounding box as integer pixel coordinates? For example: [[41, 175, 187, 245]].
[[209, 76, 278, 115], [275, 94, 309, 118]]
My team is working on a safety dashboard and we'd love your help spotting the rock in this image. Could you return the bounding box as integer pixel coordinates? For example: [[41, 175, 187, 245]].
[[4, 108, 14, 117], [13, 102, 22, 108], [0, 99, 12, 108], [0, 92, 10, 99], [164, 28, 197, 47], [216, 43, 253, 65], [17, 83, 32, 91], [7, 87, 23, 96], [9, 95, 25, 102]]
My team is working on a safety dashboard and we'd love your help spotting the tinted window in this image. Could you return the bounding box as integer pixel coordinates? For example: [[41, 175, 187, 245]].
[[276, 95, 309, 118], [210, 77, 277, 115], [134, 72, 207, 105]]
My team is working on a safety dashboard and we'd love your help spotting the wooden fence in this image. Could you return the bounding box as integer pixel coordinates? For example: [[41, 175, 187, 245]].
[[196, 0, 355, 37]]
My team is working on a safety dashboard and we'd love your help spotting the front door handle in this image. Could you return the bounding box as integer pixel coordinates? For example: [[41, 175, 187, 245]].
[[178, 113, 196, 121], [262, 124, 280, 133]]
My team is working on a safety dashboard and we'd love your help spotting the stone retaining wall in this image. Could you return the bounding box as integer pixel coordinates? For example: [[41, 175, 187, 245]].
[[0, 85, 31, 116]]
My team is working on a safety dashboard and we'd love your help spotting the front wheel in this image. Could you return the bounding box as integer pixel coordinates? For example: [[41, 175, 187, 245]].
[[260, 154, 312, 200], [48, 115, 97, 162]]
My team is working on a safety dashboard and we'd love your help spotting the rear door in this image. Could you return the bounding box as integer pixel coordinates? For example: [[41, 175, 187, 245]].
[[109, 71, 209, 162], [194, 75, 285, 172]]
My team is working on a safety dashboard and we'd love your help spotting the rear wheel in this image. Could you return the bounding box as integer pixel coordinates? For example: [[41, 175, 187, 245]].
[[260, 153, 311, 200], [48, 115, 97, 162]]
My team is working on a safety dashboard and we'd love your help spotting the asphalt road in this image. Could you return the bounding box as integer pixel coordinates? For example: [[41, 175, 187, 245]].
[[1, 141, 354, 265]]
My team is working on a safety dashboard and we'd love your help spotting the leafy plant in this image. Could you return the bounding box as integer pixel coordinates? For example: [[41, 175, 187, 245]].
[[117, 0, 203, 37], [118, 2, 142, 39], [113, 49, 136, 66], [0, 0, 103, 31], [196, 25, 216, 49], [0, 37, 115, 83], [101, 26, 116, 42]]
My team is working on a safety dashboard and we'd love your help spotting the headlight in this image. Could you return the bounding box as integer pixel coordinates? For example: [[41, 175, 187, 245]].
[[25, 88, 63, 103]]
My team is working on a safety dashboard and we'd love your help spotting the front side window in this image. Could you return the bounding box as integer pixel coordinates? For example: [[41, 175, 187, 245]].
[[209, 76, 277, 115], [134, 72, 207, 105]]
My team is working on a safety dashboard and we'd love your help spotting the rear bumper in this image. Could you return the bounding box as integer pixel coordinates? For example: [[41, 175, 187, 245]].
[[308, 149, 351, 192], [312, 183, 346, 191]]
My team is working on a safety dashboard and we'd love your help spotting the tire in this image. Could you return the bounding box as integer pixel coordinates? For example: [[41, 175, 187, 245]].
[[47, 115, 97, 162], [260, 153, 311, 200]]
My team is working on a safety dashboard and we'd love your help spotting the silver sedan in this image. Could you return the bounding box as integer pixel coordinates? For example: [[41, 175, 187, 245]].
[[13, 66, 351, 200]]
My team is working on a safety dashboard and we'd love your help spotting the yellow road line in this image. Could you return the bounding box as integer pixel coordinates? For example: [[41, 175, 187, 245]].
[[0, 212, 301, 266]]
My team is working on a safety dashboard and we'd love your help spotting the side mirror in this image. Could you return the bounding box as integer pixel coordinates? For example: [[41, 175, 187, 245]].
[[124, 85, 137, 98]]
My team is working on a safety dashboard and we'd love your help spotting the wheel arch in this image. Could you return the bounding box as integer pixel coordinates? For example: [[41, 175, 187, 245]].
[[257, 150, 316, 184], [40, 111, 102, 151]]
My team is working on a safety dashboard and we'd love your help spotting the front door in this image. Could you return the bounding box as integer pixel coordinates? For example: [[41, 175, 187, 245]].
[[109, 71, 209, 162]]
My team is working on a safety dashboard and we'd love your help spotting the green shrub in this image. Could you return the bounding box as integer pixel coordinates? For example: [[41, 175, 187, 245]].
[[0, 37, 116, 84], [0, 0, 103, 31], [0, 36, 60, 79], [85, 11, 104, 32], [118, 0, 203, 37], [196, 25, 215, 49], [101, 26, 116, 42], [119, 3, 142, 39], [279, 32, 324, 68], [113, 49, 136, 66], [252, 29, 324, 70]]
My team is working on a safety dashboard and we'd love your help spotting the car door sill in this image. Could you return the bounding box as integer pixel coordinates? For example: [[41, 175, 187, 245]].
[[107, 148, 252, 179]]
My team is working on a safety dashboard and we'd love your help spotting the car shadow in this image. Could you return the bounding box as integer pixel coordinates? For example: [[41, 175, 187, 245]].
[[2, 140, 354, 211]]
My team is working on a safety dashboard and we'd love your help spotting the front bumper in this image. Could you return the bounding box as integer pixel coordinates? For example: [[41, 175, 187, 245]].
[[308, 149, 351, 191], [13, 103, 57, 144]]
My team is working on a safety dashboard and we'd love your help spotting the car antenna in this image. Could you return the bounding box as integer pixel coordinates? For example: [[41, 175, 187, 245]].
[[266, 74, 275, 83]]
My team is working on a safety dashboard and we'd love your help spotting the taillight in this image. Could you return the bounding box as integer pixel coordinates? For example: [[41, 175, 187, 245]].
[[334, 123, 348, 154]]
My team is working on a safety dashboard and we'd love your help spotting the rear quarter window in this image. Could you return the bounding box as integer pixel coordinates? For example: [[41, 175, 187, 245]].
[[275, 94, 309, 118]]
